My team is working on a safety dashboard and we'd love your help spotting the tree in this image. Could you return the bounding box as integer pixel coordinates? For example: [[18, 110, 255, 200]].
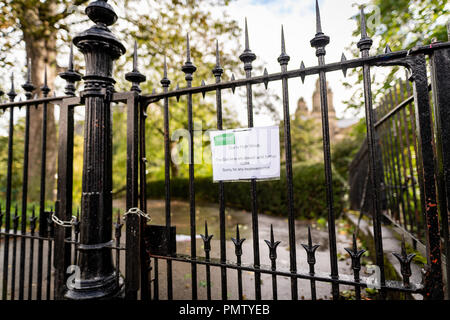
[[0, 0, 90, 202], [343, 0, 449, 111]]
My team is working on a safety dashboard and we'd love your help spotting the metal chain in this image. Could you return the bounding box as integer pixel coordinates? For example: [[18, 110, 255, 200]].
[[51, 212, 77, 228], [123, 207, 151, 221]]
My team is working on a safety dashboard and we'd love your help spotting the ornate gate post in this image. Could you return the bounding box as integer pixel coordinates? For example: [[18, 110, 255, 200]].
[[65, 0, 125, 300]]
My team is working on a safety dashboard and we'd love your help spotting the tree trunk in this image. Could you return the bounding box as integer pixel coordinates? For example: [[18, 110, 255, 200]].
[[23, 31, 58, 205]]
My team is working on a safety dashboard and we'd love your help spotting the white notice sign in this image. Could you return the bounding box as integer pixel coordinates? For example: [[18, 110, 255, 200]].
[[209, 126, 280, 182]]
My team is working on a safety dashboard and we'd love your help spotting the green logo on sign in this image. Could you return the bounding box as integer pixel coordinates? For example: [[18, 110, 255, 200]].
[[214, 133, 235, 146]]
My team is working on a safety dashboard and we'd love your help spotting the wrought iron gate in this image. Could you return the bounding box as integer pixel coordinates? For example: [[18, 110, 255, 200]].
[[0, 0, 449, 300]]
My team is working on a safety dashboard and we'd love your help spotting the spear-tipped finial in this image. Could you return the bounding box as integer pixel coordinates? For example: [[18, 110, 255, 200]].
[[182, 33, 197, 81], [307, 225, 313, 246], [8, 72, 17, 101], [360, 7, 367, 39], [357, 6, 373, 53], [315, 0, 323, 34], [132, 40, 138, 71], [278, 25, 290, 66], [163, 55, 168, 78], [160, 55, 170, 88], [341, 53, 348, 77], [125, 40, 146, 92], [239, 18, 256, 69], [310, 0, 330, 54], [384, 44, 392, 54], [41, 65, 50, 97], [69, 43, 74, 71], [302, 226, 320, 267], [231, 224, 246, 257], [212, 40, 224, 78], [22, 58, 36, 98], [215, 40, 220, 67], [59, 43, 82, 96], [392, 236, 416, 286], [265, 224, 281, 261], [244, 17, 250, 51], [186, 33, 191, 62]]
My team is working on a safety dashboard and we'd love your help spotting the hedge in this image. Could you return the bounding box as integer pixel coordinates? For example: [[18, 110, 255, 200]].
[[146, 162, 346, 219]]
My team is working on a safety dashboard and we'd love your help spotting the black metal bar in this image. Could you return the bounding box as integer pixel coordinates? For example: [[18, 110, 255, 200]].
[[27, 207, 37, 300], [410, 53, 444, 299], [125, 41, 148, 301], [182, 34, 198, 300], [46, 214, 53, 300], [2, 74, 16, 300], [212, 41, 228, 301], [10, 207, 19, 300], [407, 83, 426, 240], [239, 19, 262, 301], [161, 56, 173, 300], [53, 96, 77, 300], [397, 81, 415, 233], [114, 212, 123, 293], [278, 26, 298, 300], [385, 95, 402, 222], [125, 92, 141, 300], [310, 1, 339, 300], [392, 87, 410, 229], [139, 104, 151, 300], [399, 78, 421, 238], [19, 61, 35, 300], [429, 42, 450, 299], [37, 69, 50, 301], [153, 258, 159, 300], [379, 101, 397, 219]]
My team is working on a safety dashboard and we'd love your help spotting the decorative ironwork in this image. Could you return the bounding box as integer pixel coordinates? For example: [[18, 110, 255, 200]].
[[0, 0, 448, 301]]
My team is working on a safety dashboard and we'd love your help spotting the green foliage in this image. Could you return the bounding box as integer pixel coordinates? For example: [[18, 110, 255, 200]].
[[0, 115, 24, 202], [343, 0, 449, 111], [331, 119, 366, 181], [281, 115, 323, 163], [146, 162, 346, 220]]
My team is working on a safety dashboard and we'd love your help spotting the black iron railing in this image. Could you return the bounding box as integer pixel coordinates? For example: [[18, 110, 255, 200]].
[[0, 0, 449, 300]]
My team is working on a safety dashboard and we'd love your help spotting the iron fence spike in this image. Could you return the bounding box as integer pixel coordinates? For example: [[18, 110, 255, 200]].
[[201, 80, 206, 98], [244, 17, 250, 51], [385, 44, 392, 54], [69, 43, 74, 71], [186, 33, 191, 62], [360, 6, 367, 39], [341, 53, 347, 77], [215, 40, 221, 67], [8, 72, 16, 101], [281, 25, 286, 54], [315, 0, 323, 34], [41, 65, 50, 96], [231, 74, 236, 93], [133, 40, 138, 72], [263, 68, 268, 89], [163, 55, 168, 78]]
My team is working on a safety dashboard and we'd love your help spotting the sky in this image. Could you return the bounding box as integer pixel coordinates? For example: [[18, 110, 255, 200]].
[[210, 0, 371, 126]]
